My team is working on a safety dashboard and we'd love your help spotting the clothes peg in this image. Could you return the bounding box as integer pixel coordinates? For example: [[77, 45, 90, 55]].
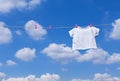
[[35, 24, 38, 29], [90, 23, 92, 28], [75, 24, 78, 28]]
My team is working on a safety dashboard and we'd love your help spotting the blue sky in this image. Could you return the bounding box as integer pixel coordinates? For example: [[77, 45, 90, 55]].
[[0, 0, 120, 81]]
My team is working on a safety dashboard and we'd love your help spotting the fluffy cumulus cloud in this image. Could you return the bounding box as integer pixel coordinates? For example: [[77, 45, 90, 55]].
[[0, 0, 44, 13], [0, 22, 12, 44], [2, 73, 61, 81], [6, 60, 16, 66], [42, 43, 120, 64], [41, 43, 81, 64], [25, 20, 47, 40], [110, 18, 120, 40], [71, 73, 120, 81], [15, 47, 36, 62], [1, 73, 120, 81], [0, 72, 6, 80], [76, 48, 108, 64], [80, 49, 120, 64], [106, 53, 120, 64]]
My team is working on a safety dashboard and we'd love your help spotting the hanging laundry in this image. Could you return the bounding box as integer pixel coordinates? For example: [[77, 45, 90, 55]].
[[69, 26, 99, 50]]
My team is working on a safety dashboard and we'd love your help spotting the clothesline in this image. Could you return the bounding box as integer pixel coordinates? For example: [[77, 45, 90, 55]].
[[4, 24, 112, 29]]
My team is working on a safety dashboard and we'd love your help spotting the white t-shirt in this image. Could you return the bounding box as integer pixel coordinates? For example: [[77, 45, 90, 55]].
[[69, 26, 99, 50]]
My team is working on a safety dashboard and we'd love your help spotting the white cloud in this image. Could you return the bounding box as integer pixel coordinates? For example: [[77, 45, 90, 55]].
[[41, 43, 81, 64], [0, 22, 12, 44], [106, 53, 120, 64], [71, 73, 120, 81], [25, 20, 47, 40], [28, 0, 42, 9], [2, 73, 120, 81], [110, 18, 120, 40], [6, 60, 17, 66], [2, 73, 61, 81], [15, 47, 36, 62], [76, 48, 108, 64], [42, 43, 120, 64], [0, 62, 3, 67], [38, 73, 61, 81], [0, 72, 6, 79], [0, 0, 44, 13], [93, 73, 120, 81], [81, 50, 120, 64]]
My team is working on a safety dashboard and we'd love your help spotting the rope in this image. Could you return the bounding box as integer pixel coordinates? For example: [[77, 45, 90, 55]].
[[4, 24, 112, 29]]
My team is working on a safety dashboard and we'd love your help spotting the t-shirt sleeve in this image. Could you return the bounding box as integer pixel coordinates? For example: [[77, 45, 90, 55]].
[[69, 28, 75, 37], [92, 27, 100, 36]]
